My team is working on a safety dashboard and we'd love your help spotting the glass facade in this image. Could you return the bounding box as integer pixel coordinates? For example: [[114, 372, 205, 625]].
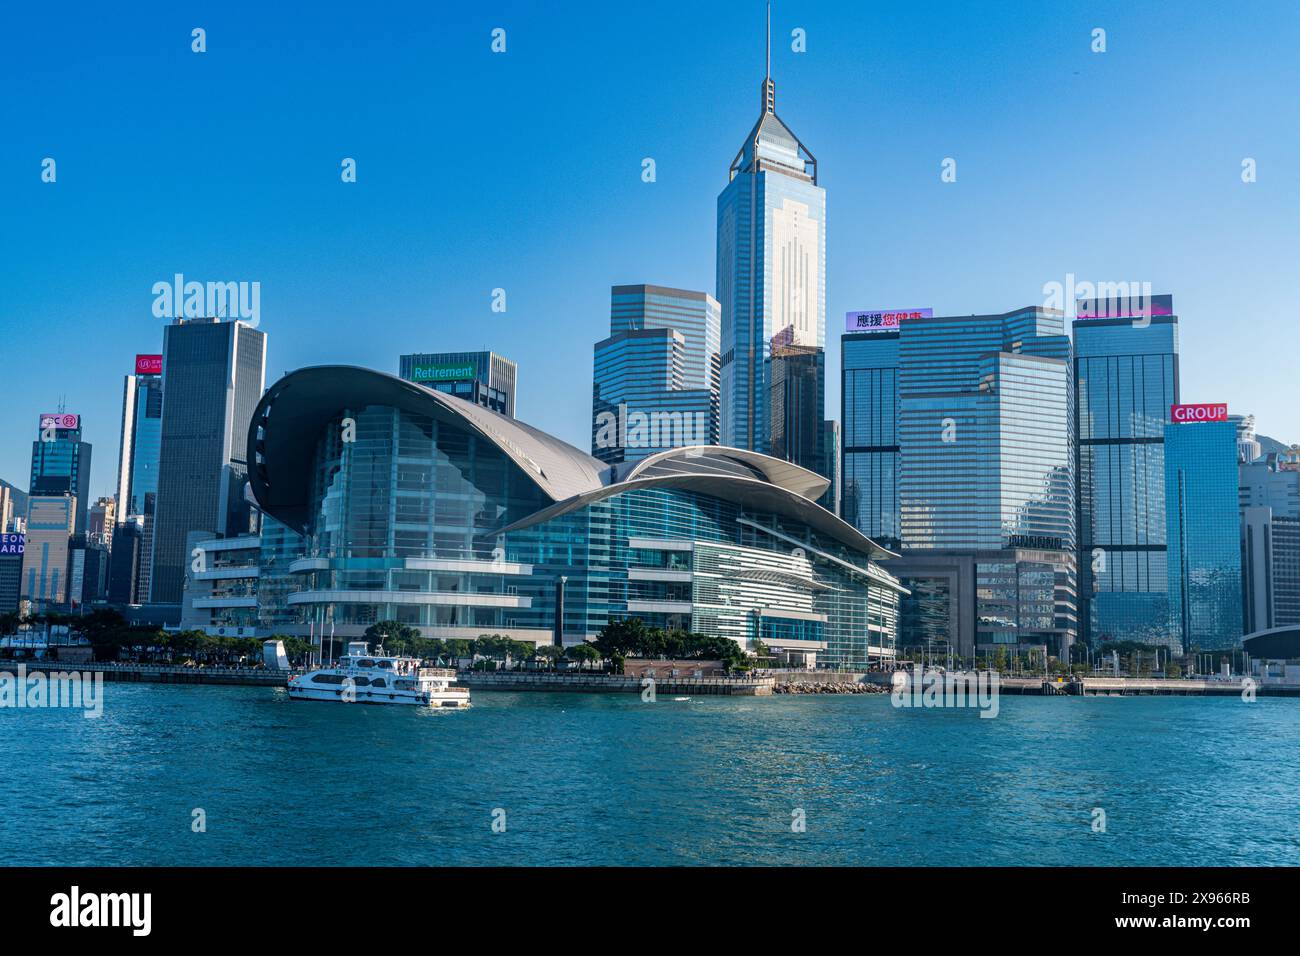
[[279, 403, 900, 668], [842, 333, 899, 548], [115, 371, 163, 603], [843, 307, 1075, 654], [29, 419, 92, 536], [1074, 314, 1179, 645], [152, 319, 266, 603], [1164, 420, 1243, 651], [717, 78, 825, 456], [592, 285, 720, 466]]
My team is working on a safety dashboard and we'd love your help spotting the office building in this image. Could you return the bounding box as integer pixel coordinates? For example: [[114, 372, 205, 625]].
[[29, 412, 92, 535], [108, 517, 143, 605], [842, 324, 900, 550], [151, 319, 267, 603], [843, 305, 1076, 657], [0, 530, 23, 615], [591, 284, 720, 465], [717, 20, 825, 457], [1074, 294, 1179, 646], [249, 366, 903, 668], [1165, 414, 1242, 651], [398, 351, 517, 417], [0, 481, 26, 534], [20, 495, 76, 610], [179, 531, 261, 637], [1236, 415, 1300, 634], [115, 353, 164, 600]]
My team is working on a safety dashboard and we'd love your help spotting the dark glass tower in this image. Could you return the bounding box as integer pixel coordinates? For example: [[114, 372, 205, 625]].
[[1073, 295, 1179, 647], [29, 413, 92, 535], [151, 319, 266, 603], [114, 360, 163, 602]]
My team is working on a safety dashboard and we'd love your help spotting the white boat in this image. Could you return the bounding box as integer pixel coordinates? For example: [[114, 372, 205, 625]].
[[288, 642, 470, 708]]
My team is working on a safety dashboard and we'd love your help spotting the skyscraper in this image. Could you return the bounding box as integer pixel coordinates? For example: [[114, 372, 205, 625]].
[[151, 319, 267, 604], [842, 320, 900, 549], [20, 494, 76, 610], [29, 412, 92, 535], [843, 305, 1076, 657], [114, 353, 164, 601], [398, 351, 517, 417], [1073, 294, 1179, 646], [716, 9, 825, 457], [1237, 415, 1300, 633], [591, 284, 720, 466], [1164, 415, 1242, 651]]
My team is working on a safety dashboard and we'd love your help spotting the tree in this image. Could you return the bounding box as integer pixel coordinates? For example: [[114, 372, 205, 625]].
[[565, 643, 601, 670]]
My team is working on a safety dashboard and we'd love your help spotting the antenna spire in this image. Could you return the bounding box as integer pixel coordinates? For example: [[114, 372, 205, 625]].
[[766, 1, 771, 80], [760, 2, 776, 113]]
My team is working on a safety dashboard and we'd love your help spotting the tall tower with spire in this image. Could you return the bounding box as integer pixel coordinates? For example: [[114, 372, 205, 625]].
[[716, 2, 825, 462]]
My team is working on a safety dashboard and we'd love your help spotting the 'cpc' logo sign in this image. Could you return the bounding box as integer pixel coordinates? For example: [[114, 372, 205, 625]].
[[1171, 403, 1227, 423], [39, 413, 80, 430], [135, 354, 163, 375]]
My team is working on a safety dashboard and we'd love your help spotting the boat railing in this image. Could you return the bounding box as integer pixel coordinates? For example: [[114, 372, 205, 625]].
[[417, 667, 459, 679]]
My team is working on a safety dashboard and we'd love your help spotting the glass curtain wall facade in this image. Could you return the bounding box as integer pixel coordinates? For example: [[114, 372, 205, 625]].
[[115, 369, 163, 603], [275, 397, 900, 669], [30, 417, 92, 536], [152, 319, 266, 603], [846, 307, 1076, 655], [1074, 312, 1179, 646], [842, 332, 900, 549], [591, 285, 720, 466], [1164, 420, 1243, 651], [717, 72, 825, 456]]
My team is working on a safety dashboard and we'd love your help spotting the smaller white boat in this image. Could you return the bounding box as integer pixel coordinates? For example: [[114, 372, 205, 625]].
[[288, 642, 470, 708]]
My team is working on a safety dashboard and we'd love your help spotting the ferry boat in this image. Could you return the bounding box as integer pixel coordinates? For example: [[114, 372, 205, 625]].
[[288, 642, 470, 708]]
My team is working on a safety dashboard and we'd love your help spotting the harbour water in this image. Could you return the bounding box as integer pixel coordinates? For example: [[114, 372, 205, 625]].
[[4, 684, 1297, 866]]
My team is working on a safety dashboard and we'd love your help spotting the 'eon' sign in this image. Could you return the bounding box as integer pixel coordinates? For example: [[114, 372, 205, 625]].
[[1171, 403, 1228, 423]]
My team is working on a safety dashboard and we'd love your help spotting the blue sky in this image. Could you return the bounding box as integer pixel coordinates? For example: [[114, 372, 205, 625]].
[[1, 0, 1297, 499]]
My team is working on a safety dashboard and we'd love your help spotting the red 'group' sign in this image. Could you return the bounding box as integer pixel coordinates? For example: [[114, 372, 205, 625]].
[[1171, 403, 1228, 423], [135, 354, 163, 375]]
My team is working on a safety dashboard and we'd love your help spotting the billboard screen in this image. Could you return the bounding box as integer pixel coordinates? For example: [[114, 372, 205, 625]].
[[1171, 403, 1228, 423], [845, 308, 932, 333], [39, 413, 80, 430], [135, 354, 163, 375], [0, 533, 25, 556], [1076, 293, 1174, 320]]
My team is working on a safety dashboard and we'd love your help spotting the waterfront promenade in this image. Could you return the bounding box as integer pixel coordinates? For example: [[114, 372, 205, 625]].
[[4, 659, 1299, 696]]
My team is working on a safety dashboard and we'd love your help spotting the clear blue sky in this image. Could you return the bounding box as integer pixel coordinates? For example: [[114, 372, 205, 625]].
[[2, 0, 1297, 500]]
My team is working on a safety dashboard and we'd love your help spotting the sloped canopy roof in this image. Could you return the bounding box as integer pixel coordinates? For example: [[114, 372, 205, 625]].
[[248, 366, 893, 561]]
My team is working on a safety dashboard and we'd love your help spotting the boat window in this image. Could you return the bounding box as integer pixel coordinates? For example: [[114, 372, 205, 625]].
[[357, 659, 375, 668], [310, 673, 347, 684], [377, 660, 393, 669], [371, 678, 386, 688], [350, 676, 371, 687]]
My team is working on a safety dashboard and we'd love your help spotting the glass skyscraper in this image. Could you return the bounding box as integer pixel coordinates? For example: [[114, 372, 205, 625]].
[[716, 48, 825, 457], [842, 331, 900, 549], [1073, 296, 1179, 646], [151, 319, 266, 604], [29, 412, 92, 535], [591, 285, 720, 466], [114, 358, 164, 603], [842, 306, 1076, 656], [1164, 419, 1243, 651]]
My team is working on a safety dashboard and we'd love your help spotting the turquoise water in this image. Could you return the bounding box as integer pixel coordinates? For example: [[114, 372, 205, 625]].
[[4, 684, 1298, 866]]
